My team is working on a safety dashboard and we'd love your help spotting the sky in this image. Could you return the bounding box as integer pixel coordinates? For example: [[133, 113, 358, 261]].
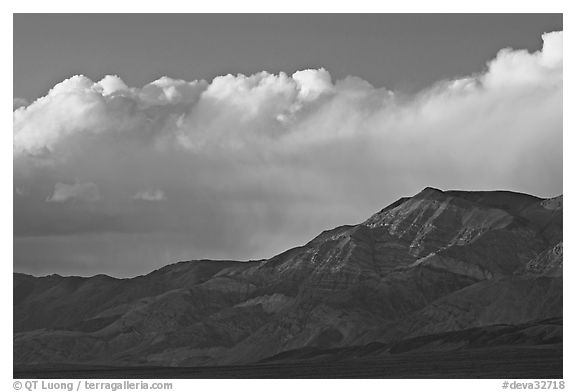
[[13, 14, 563, 277]]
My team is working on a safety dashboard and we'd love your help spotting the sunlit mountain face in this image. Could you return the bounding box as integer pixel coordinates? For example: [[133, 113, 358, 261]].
[[14, 188, 562, 377], [13, 15, 563, 379]]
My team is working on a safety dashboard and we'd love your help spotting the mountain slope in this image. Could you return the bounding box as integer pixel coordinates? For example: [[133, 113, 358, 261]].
[[14, 187, 562, 372]]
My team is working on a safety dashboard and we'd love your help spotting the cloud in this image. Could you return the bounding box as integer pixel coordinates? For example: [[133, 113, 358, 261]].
[[47, 181, 100, 203], [292, 68, 333, 100], [482, 30, 562, 88], [13, 31, 562, 277], [133, 189, 166, 201], [96, 75, 129, 96]]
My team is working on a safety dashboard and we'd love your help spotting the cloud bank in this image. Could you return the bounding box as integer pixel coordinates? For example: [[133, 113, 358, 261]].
[[14, 31, 562, 277]]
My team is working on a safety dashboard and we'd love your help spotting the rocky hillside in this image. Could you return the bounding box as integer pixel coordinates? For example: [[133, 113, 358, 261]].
[[14, 187, 562, 369]]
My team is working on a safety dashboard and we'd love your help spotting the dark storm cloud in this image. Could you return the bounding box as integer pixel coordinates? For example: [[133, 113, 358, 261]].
[[13, 32, 562, 277]]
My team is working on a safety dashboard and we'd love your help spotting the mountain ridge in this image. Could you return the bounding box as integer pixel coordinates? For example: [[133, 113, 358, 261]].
[[14, 187, 563, 374], [14, 188, 559, 280]]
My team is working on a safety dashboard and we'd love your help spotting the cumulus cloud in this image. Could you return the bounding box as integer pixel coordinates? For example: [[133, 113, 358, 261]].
[[483, 30, 562, 88], [13, 31, 562, 277], [96, 75, 129, 96], [47, 181, 100, 203], [292, 68, 333, 100]]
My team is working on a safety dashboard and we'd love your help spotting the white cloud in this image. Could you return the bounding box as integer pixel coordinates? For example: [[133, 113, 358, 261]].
[[482, 31, 562, 89], [14, 31, 562, 275], [292, 68, 333, 101], [46, 181, 100, 203], [96, 75, 129, 96]]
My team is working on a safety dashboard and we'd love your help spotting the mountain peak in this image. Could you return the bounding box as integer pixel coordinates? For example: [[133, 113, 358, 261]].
[[13, 187, 563, 373], [416, 186, 445, 197]]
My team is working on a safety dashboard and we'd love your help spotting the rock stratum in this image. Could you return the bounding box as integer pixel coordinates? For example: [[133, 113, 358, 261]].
[[14, 187, 563, 374]]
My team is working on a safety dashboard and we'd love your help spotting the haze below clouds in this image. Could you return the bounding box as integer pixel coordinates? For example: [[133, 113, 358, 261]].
[[13, 16, 562, 277]]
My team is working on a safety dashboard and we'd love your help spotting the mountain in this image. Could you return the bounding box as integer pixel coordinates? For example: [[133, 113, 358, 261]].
[[13, 187, 562, 377]]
